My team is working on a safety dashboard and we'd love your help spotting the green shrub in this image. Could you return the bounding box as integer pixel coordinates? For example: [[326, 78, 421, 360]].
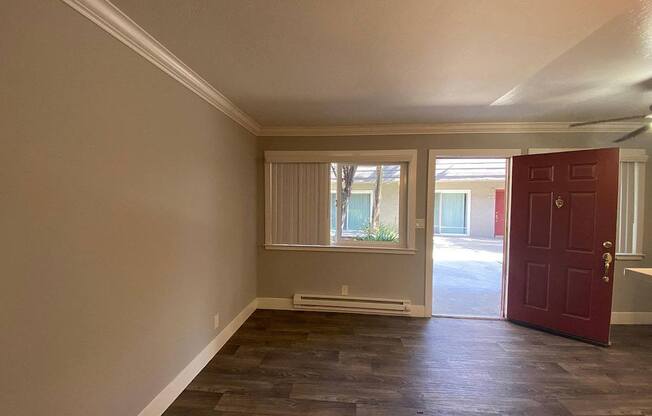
[[356, 223, 399, 242]]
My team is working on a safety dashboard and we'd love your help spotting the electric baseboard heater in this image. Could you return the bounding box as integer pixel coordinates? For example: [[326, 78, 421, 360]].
[[293, 293, 411, 315]]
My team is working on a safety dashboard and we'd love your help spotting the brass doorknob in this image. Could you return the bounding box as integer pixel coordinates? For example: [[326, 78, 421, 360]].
[[602, 252, 613, 283]]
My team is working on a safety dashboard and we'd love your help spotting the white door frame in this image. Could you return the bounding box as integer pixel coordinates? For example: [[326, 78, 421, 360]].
[[425, 149, 522, 317]]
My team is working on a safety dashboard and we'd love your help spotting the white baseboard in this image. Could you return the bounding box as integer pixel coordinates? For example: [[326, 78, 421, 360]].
[[137, 298, 258, 416], [257, 298, 652, 323], [611, 312, 652, 325], [257, 297, 426, 317], [256, 296, 293, 310]]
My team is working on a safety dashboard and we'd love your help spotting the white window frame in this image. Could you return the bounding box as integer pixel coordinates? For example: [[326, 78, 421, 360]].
[[527, 148, 647, 260], [265, 150, 417, 254], [434, 189, 471, 236]]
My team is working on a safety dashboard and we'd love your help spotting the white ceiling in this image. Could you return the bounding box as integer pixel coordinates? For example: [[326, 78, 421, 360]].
[[113, 0, 652, 127]]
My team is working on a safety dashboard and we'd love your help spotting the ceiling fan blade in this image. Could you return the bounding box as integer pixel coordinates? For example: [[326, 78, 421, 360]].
[[569, 115, 646, 127], [633, 77, 652, 92], [613, 125, 650, 143]]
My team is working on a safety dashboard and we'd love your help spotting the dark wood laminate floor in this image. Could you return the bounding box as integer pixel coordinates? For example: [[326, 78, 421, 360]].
[[163, 310, 652, 416]]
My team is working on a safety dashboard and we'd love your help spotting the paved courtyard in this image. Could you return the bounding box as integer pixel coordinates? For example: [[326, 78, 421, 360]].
[[433, 235, 503, 317]]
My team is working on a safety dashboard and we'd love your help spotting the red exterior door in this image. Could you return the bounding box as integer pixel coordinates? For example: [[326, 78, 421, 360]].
[[507, 148, 619, 345], [494, 189, 505, 237]]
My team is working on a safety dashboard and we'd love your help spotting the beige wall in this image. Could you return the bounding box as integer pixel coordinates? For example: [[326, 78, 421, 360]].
[[1, 2, 257, 415], [258, 135, 652, 313], [436, 180, 505, 238]]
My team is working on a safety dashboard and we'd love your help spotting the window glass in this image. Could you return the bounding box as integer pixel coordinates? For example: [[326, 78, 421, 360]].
[[346, 193, 372, 232], [330, 163, 403, 245], [330, 192, 337, 232], [617, 161, 645, 256]]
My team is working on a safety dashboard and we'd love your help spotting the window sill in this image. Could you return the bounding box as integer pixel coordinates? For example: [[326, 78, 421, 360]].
[[624, 268, 652, 281], [616, 253, 646, 261], [264, 244, 417, 255]]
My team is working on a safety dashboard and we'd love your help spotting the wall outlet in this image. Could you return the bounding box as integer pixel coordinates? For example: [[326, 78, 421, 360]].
[[214, 313, 220, 329], [341, 285, 349, 296]]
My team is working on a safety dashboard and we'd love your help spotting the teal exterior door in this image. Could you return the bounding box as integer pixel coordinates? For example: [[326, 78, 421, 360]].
[[331, 192, 372, 233], [346, 193, 371, 231], [434, 192, 468, 235]]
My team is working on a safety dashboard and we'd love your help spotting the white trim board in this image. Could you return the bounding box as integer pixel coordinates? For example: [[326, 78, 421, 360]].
[[265, 149, 418, 163], [60, 0, 260, 135], [258, 122, 643, 137], [257, 297, 426, 317], [611, 312, 652, 325], [137, 298, 258, 416], [528, 148, 648, 162], [256, 298, 652, 323]]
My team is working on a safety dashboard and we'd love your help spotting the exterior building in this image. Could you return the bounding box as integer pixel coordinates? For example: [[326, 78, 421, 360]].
[[330, 165, 401, 236], [435, 159, 506, 239]]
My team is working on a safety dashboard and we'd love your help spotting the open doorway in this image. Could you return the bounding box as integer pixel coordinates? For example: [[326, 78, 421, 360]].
[[430, 156, 509, 318]]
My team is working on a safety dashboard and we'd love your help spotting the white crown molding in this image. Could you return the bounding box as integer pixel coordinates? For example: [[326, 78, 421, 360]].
[[258, 122, 644, 137], [61, 0, 261, 135]]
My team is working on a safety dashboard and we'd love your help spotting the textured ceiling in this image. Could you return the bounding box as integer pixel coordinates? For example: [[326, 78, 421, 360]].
[[113, 0, 652, 127]]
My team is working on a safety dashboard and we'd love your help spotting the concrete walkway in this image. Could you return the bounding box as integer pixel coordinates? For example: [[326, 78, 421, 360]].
[[432, 235, 503, 317]]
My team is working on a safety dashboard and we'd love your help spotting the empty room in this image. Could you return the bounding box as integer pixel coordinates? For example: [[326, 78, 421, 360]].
[[4, 1, 652, 415]]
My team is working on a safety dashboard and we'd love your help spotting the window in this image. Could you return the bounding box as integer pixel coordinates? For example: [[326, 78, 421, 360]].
[[617, 159, 646, 258], [330, 190, 373, 234], [528, 148, 647, 260], [434, 191, 470, 235], [265, 150, 417, 253]]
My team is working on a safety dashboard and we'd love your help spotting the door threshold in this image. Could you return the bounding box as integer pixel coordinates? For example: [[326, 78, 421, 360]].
[[432, 314, 503, 321]]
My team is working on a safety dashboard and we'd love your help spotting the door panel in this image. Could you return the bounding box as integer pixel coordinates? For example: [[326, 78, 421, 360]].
[[507, 148, 619, 345], [527, 192, 553, 248], [524, 262, 549, 310], [564, 268, 592, 318], [567, 192, 596, 253]]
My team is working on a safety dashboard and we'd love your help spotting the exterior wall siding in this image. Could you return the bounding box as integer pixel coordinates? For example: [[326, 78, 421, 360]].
[[435, 179, 505, 238]]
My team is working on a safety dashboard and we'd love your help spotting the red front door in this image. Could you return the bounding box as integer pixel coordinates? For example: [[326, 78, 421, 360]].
[[494, 189, 505, 237], [507, 148, 619, 345]]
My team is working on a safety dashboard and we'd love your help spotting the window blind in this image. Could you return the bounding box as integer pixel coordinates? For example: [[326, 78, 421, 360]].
[[617, 161, 645, 255], [269, 163, 330, 245]]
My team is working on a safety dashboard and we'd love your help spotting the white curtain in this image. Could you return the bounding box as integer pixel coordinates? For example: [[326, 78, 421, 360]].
[[270, 163, 331, 245]]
